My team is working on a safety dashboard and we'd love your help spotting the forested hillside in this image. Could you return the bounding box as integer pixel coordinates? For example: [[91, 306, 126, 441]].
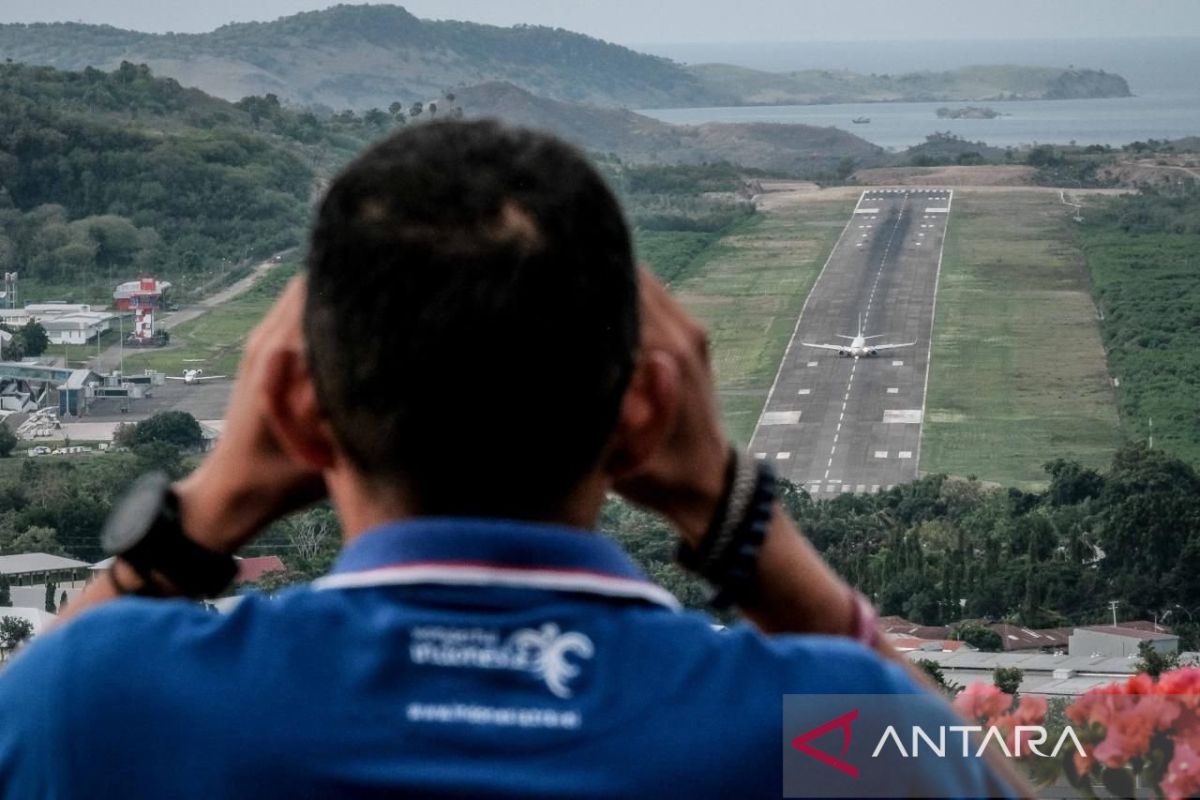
[[0, 62, 385, 298]]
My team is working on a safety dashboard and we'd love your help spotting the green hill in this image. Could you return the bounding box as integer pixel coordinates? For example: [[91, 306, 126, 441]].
[[0, 6, 1131, 111], [0, 5, 717, 110], [0, 61, 385, 299]]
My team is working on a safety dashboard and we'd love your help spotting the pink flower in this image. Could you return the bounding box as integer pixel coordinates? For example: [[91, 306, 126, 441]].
[[1161, 739, 1200, 800], [1092, 696, 1180, 768], [1159, 668, 1200, 710], [1011, 695, 1047, 726], [954, 682, 1013, 723]]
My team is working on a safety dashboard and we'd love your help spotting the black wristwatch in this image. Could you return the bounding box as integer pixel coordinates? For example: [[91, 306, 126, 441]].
[[101, 472, 238, 599]]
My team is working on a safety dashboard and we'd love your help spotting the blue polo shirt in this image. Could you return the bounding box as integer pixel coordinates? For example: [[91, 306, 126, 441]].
[[0, 519, 1016, 798]]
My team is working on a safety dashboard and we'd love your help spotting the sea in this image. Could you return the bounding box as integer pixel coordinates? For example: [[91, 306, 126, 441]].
[[634, 37, 1200, 150]]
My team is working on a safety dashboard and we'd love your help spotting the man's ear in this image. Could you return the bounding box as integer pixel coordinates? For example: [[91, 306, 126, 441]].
[[603, 350, 679, 480], [260, 348, 338, 472]]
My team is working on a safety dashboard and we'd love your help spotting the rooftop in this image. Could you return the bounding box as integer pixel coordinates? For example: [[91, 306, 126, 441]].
[[236, 556, 286, 584], [0, 553, 89, 575], [1077, 625, 1180, 641]]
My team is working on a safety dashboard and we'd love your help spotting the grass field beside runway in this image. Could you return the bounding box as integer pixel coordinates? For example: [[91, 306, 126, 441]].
[[653, 198, 856, 444], [121, 261, 300, 378], [922, 191, 1121, 488]]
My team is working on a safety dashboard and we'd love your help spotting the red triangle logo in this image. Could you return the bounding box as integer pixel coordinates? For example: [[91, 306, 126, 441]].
[[790, 708, 860, 778]]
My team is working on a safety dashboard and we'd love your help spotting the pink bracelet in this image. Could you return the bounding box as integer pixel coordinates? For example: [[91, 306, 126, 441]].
[[848, 590, 881, 648]]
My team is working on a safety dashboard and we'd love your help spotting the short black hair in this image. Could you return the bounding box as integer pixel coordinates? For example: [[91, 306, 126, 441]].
[[305, 120, 638, 517]]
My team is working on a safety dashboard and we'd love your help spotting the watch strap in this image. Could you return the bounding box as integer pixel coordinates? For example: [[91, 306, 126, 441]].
[[110, 473, 238, 599]]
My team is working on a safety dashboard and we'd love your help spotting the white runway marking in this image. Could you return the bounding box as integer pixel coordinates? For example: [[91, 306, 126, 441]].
[[761, 411, 802, 425], [776, 452, 791, 460], [892, 360, 904, 366], [898, 451, 913, 459], [798, 389, 811, 395], [887, 387, 899, 394], [754, 452, 767, 460], [807, 361, 818, 367], [874, 450, 889, 459]]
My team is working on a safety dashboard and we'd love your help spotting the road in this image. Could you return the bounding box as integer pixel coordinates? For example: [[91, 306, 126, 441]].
[[747, 189, 952, 497]]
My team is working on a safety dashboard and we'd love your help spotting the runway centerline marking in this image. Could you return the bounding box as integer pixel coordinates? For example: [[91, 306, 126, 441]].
[[821, 192, 909, 481]]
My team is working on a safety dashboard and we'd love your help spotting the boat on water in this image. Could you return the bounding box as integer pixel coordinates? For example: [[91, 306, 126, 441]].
[[851, 116, 871, 124]]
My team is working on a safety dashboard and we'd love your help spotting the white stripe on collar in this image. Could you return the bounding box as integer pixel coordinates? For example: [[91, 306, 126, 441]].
[[312, 563, 681, 611]]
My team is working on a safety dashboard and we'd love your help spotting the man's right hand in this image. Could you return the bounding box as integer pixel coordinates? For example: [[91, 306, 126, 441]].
[[612, 270, 732, 545], [173, 276, 328, 555]]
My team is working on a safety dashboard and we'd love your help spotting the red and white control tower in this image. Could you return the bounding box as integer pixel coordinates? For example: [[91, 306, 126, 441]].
[[113, 276, 171, 344]]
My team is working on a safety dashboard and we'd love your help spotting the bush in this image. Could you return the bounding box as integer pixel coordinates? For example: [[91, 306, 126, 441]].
[[0, 424, 16, 458], [128, 411, 203, 450]]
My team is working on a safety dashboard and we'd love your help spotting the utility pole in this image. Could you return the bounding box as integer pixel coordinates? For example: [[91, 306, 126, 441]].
[[1110, 600, 1120, 627]]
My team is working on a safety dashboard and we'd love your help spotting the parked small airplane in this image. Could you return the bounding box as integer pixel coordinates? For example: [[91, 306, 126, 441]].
[[165, 368, 226, 385], [802, 315, 915, 359]]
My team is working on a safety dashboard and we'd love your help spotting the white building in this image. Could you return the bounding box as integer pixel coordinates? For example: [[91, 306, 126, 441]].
[[0, 303, 116, 345], [40, 312, 114, 345]]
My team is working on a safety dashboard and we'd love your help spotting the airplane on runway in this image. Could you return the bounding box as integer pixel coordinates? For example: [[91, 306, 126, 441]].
[[165, 368, 226, 385], [802, 315, 915, 359]]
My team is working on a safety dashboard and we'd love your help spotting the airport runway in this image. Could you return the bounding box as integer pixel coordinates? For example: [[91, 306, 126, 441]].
[[747, 189, 952, 497]]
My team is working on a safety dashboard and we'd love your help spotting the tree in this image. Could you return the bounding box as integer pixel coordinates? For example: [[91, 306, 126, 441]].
[[132, 441, 186, 480], [1135, 640, 1184, 678], [916, 658, 962, 696], [17, 321, 48, 357], [130, 411, 203, 450], [992, 666, 1023, 697], [0, 616, 33, 656], [44, 581, 56, 613], [951, 622, 1003, 652], [0, 424, 16, 458], [0, 575, 9, 607]]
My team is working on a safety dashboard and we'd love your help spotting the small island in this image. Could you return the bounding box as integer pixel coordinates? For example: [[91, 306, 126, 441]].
[[936, 106, 1005, 119]]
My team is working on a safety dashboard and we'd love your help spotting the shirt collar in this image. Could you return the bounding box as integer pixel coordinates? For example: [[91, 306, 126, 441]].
[[313, 517, 681, 611]]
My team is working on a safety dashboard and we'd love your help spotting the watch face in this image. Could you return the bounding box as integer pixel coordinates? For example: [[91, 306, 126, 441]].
[[101, 473, 170, 555]]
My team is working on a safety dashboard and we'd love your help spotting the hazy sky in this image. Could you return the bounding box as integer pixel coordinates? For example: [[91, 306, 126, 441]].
[[0, 0, 1198, 43]]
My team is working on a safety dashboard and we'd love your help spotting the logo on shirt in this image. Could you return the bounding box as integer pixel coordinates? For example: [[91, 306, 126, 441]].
[[409, 624, 595, 698]]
